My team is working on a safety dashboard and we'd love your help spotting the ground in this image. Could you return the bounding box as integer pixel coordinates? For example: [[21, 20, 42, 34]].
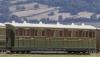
[[0, 54, 99, 57]]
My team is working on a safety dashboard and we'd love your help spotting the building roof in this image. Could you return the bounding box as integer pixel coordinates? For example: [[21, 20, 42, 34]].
[[12, 7, 56, 17], [5, 21, 97, 29]]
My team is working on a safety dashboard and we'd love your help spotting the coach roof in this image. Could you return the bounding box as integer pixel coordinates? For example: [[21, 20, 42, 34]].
[[5, 21, 96, 29], [0, 23, 6, 28]]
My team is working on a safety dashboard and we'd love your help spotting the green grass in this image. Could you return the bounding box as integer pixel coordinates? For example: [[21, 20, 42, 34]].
[[0, 54, 99, 57]]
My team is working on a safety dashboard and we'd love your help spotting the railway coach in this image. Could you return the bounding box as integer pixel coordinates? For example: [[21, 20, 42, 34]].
[[96, 28, 100, 52], [6, 21, 97, 53], [0, 23, 6, 53]]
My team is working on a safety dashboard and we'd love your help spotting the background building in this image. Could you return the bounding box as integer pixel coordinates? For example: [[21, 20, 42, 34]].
[[0, 0, 100, 27]]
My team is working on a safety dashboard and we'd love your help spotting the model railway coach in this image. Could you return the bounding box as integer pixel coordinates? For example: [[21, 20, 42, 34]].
[[0, 21, 100, 53], [0, 23, 6, 53]]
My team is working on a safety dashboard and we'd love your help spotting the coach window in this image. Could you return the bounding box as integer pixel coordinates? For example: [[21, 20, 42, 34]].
[[82, 30, 84, 37], [34, 29, 38, 36], [45, 29, 50, 36], [38, 29, 42, 36], [85, 31, 89, 38], [19, 28, 23, 36], [17, 29, 19, 36], [41, 30, 46, 36], [76, 30, 79, 37], [63, 29, 72, 37], [54, 29, 63, 37], [31, 28, 35, 36], [17, 29, 20, 36], [47, 29, 55, 37], [28, 29, 32, 36], [91, 31, 95, 38], [24, 29, 27, 36], [72, 30, 75, 37], [26, 28, 31, 36], [30, 29, 33, 36], [89, 31, 92, 38], [24, 29, 26, 36], [16, 29, 18, 36], [90, 31, 95, 38], [73, 30, 78, 37], [63, 29, 67, 37], [59, 30, 63, 37], [28, 29, 31, 36], [83, 30, 87, 38], [92, 31, 95, 38], [22, 29, 26, 36], [64, 29, 68, 37], [78, 30, 82, 37], [68, 30, 72, 37], [42, 30, 45, 36], [54, 30, 58, 37], [49, 30, 54, 37], [77, 30, 81, 37], [77, 30, 80, 37], [45, 29, 51, 37], [20, 28, 24, 36]]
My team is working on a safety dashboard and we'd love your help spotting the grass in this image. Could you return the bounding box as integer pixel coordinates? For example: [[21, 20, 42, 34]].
[[0, 54, 99, 57]]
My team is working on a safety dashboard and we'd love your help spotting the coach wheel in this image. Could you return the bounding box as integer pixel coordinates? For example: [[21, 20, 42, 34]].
[[2, 50, 4, 53], [11, 51, 14, 53], [14, 51, 16, 54], [80, 51, 83, 54], [27, 51, 30, 54], [21, 51, 25, 54], [11, 51, 16, 54], [85, 51, 89, 54], [68, 51, 71, 53], [16, 51, 18, 54], [18, 51, 21, 54]]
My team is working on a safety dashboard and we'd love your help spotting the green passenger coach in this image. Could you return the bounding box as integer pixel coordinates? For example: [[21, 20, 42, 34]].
[[6, 22, 96, 53], [0, 23, 6, 52]]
